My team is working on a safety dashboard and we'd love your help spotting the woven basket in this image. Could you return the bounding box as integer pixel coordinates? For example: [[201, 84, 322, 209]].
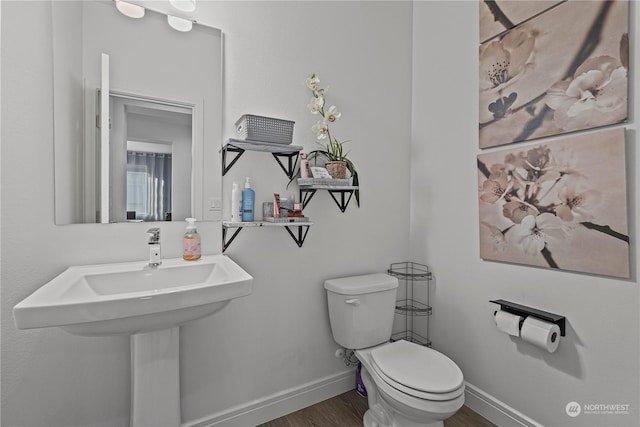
[[235, 114, 294, 145]]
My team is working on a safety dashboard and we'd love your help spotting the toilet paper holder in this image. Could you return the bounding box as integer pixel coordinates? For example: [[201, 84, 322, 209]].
[[490, 299, 566, 336]]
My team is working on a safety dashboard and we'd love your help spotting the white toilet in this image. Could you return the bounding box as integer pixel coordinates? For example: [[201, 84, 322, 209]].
[[325, 273, 465, 427]]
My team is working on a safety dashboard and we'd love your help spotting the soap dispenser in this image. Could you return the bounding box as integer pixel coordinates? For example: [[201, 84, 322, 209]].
[[241, 177, 255, 222], [183, 218, 201, 261]]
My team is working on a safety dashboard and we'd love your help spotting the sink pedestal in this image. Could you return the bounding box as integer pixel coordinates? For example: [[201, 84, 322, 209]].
[[131, 327, 181, 427]]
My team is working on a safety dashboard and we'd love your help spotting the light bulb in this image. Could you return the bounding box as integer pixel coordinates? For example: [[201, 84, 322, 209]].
[[167, 15, 193, 32], [115, 0, 145, 18], [169, 0, 196, 13]]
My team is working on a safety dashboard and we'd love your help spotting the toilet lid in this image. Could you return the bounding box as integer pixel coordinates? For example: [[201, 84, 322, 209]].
[[370, 340, 464, 395]]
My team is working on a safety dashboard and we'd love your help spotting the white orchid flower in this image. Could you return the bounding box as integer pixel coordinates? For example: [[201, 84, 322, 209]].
[[306, 74, 320, 91], [324, 105, 341, 123], [316, 87, 328, 97], [311, 120, 329, 140], [307, 96, 324, 114]]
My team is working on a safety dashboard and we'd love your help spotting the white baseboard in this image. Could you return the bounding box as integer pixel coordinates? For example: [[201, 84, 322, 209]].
[[464, 382, 543, 427], [183, 372, 539, 427], [183, 368, 356, 427]]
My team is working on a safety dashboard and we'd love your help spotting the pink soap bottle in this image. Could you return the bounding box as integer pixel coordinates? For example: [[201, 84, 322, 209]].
[[183, 218, 201, 261]]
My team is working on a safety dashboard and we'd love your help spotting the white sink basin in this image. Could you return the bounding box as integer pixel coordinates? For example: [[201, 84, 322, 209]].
[[13, 255, 253, 336]]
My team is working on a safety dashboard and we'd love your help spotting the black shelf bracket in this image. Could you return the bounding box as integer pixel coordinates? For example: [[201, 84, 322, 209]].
[[222, 226, 243, 252], [300, 189, 317, 210], [284, 225, 311, 247], [328, 189, 354, 213], [272, 152, 299, 179], [490, 299, 566, 336], [222, 223, 311, 252], [221, 144, 245, 176], [299, 188, 355, 212]]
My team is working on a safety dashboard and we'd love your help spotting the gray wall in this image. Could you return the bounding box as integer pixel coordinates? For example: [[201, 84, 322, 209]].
[[411, 2, 639, 426], [1, 1, 412, 426], [2, 1, 639, 427]]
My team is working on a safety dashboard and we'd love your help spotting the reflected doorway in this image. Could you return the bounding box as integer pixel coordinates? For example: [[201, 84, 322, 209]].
[[108, 94, 193, 222], [126, 141, 172, 222]]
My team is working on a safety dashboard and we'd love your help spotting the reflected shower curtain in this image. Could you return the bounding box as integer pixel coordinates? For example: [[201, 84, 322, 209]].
[[126, 151, 172, 221]]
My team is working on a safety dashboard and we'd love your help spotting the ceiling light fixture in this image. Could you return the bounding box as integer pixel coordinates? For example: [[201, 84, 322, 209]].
[[114, 0, 145, 18], [169, 0, 196, 13], [167, 15, 193, 32]]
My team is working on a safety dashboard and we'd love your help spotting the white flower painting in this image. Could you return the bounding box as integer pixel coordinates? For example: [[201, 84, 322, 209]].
[[477, 127, 629, 278], [479, 1, 561, 43], [479, 1, 628, 149]]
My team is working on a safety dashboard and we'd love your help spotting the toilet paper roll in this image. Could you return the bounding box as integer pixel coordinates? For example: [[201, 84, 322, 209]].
[[520, 316, 560, 353], [494, 310, 523, 337]]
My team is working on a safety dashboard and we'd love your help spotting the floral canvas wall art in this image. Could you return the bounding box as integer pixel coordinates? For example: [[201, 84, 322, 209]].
[[479, 0, 562, 44], [479, 1, 628, 149], [477, 127, 629, 278]]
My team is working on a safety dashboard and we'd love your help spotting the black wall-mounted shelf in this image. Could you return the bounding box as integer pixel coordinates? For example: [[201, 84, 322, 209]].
[[221, 139, 315, 251], [221, 139, 302, 179], [490, 299, 566, 336], [222, 221, 312, 252]]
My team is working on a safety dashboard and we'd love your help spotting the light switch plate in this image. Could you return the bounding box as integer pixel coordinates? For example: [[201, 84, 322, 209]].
[[208, 198, 222, 211]]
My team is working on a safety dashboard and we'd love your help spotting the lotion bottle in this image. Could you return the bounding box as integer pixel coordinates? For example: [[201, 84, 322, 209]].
[[241, 177, 255, 222], [183, 218, 201, 261], [231, 181, 242, 222]]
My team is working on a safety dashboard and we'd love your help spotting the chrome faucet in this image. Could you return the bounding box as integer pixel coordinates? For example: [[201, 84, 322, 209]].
[[146, 228, 162, 267]]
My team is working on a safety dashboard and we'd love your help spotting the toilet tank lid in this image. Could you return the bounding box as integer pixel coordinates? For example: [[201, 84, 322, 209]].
[[324, 273, 398, 295]]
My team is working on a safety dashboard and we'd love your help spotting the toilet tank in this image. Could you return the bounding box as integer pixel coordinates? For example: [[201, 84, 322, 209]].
[[324, 273, 398, 349]]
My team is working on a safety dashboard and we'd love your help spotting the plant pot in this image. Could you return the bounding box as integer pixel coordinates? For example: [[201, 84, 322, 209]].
[[325, 161, 347, 179]]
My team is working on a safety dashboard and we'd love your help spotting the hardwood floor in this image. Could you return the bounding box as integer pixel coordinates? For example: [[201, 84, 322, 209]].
[[258, 390, 495, 427]]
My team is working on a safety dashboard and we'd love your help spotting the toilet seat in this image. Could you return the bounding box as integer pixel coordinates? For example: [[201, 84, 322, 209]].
[[369, 340, 464, 401]]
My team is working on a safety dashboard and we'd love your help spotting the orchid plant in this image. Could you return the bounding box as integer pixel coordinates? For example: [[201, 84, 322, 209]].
[[305, 73, 359, 203]]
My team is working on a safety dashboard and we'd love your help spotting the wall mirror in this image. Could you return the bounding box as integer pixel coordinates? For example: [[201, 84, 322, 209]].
[[52, 0, 223, 224]]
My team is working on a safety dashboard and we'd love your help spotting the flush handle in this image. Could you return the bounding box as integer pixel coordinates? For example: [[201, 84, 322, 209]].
[[345, 298, 360, 306]]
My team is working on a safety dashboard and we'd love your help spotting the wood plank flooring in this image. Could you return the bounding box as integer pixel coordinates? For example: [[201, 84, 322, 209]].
[[258, 389, 496, 427]]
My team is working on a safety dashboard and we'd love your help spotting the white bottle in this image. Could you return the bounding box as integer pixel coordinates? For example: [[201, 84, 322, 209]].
[[231, 181, 242, 222]]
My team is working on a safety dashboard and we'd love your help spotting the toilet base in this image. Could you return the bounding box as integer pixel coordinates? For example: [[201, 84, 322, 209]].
[[357, 346, 463, 427], [363, 403, 444, 427], [364, 412, 444, 427]]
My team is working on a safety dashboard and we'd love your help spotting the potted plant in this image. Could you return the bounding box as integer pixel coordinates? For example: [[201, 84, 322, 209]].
[[305, 73, 360, 202]]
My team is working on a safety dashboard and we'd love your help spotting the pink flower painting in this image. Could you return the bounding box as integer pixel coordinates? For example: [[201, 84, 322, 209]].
[[479, 1, 628, 148], [477, 127, 629, 278]]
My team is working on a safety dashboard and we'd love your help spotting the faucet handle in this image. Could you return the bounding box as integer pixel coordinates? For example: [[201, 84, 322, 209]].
[[146, 228, 160, 244]]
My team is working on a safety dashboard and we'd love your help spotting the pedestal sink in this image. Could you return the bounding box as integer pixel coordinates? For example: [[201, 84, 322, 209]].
[[13, 254, 253, 426]]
